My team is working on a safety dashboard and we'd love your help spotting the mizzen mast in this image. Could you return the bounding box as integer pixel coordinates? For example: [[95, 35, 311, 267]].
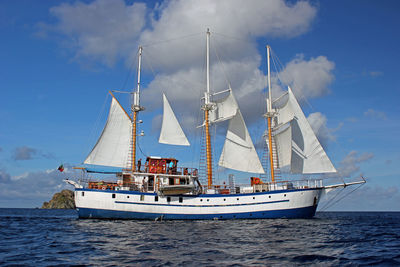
[[203, 29, 213, 188], [265, 45, 275, 183], [132, 46, 144, 172]]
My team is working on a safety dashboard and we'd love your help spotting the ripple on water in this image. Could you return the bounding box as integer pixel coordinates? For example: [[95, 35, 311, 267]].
[[0, 210, 400, 266]]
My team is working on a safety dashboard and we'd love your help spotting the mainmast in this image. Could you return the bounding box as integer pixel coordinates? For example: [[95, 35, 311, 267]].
[[132, 46, 144, 172], [203, 29, 213, 188], [265, 45, 275, 183]]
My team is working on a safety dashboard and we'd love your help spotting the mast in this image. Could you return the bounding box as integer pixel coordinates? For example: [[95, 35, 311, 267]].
[[204, 29, 213, 188], [132, 46, 144, 172], [266, 45, 275, 183]]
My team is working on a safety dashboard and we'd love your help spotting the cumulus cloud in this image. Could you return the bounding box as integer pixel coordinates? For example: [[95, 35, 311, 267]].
[[278, 54, 335, 99], [364, 108, 387, 120], [13, 146, 37, 160], [334, 150, 374, 178], [38, 0, 336, 135], [307, 112, 336, 149], [37, 0, 146, 66], [0, 167, 76, 207]]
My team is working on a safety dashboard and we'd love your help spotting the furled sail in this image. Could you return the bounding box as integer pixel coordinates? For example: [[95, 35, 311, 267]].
[[159, 94, 190, 146], [209, 91, 238, 123], [271, 87, 336, 173], [218, 92, 264, 174], [84, 96, 132, 168]]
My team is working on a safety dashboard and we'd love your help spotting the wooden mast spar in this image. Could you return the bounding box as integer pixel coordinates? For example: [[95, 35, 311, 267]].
[[266, 45, 275, 183], [204, 29, 213, 188]]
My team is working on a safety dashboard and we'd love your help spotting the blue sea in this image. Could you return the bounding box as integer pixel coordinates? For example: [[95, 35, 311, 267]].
[[0, 209, 399, 266]]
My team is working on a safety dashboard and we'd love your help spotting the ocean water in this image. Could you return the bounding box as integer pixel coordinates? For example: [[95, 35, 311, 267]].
[[0, 209, 399, 266]]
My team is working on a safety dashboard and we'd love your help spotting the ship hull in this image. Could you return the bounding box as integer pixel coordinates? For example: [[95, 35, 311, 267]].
[[74, 188, 322, 220]]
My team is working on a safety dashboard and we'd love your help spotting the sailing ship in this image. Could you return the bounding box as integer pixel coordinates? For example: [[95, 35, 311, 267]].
[[65, 30, 365, 219]]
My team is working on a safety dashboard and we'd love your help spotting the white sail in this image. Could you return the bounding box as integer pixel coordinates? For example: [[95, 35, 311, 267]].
[[218, 95, 264, 174], [270, 123, 292, 169], [209, 91, 238, 123], [159, 94, 190, 146], [273, 87, 336, 174], [84, 96, 132, 168]]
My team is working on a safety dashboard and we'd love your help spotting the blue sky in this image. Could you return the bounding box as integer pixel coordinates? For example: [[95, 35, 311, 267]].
[[0, 0, 399, 210]]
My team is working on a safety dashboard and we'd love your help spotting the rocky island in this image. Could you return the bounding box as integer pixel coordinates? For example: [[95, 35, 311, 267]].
[[42, 189, 75, 209]]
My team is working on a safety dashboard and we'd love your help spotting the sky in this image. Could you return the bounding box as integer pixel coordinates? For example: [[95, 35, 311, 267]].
[[0, 0, 399, 210]]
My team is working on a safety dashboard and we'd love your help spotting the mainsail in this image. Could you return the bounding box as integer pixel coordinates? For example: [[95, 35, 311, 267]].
[[159, 93, 190, 146], [84, 95, 132, 168], [214, 91, 265, 174], [270, 87, 336, 174]]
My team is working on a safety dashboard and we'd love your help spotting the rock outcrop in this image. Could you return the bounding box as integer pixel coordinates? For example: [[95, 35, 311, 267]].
[[42, 189, 75, 209]]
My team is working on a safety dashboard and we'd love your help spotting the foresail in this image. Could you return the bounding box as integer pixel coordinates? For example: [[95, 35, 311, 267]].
[[218, 94, 264, 174], [273, 88, 336, 174], [159, 94, 190, 146], [84, 96, 132, 168]]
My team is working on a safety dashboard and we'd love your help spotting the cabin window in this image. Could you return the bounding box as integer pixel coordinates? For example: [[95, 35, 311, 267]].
[[127, 196, 129, 199], [284, 194, 286, 197], [253, 197, 255, 200], [223, 199, 226, 201], [155, 196, 158, 202], [81, 192, 84, 197], [167, 196, 171, 202], [269, 196, 271, 198], [237, 198, 239, 201], [112, 193, 116, 199], [207, 199, 209, 202], [140, 195, 144, 201], [200, 199, 203, 202], [179, 197, 183, 203]]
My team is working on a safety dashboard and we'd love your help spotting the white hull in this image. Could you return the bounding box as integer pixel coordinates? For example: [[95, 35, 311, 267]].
[[74, 187, 323, 219]]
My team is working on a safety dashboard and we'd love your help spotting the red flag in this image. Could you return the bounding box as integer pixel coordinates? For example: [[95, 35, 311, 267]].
[[58, 164, 64, 172]]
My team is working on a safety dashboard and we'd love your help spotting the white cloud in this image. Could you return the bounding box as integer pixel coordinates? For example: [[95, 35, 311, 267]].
[[38, 0, 146, 66], [138, 0, 316, 72], [278, 54, 335, 99], [0, 167, 76, 207], [364, 108, 387, 120], [307, 112, 336, 149], [13, 146, 37, 160], [333, 150, 374, 178]]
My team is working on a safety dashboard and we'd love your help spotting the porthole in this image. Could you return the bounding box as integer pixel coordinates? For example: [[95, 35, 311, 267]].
[[284, 194, 286, 197], [200, 199, 203, 202], [223, 198, 226, 201], [127, 195, 129, 198], [269, 196, 271, 198], [179, 197, 183, 203], [253, 197, 255, 200], [237, 198, 239, 201], [81, 192, 84, 197], [154, 196, 158, 202], [167, 196, 171, 202], [112, 193, 116, 199], [207, 199, 209, 202]]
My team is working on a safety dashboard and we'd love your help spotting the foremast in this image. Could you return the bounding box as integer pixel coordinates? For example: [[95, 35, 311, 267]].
[[265, 45, 276, 183], [203, 29, 213, 188], [131, 46, 145, 172]]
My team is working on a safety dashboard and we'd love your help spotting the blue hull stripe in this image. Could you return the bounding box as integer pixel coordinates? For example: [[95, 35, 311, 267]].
[[114, 199, 289, 208], [76, 187, 320, 197], [77, 205, 317, 220]]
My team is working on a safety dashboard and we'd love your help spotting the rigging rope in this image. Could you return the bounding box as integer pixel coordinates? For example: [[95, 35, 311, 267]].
[[319, 182, 365, 211]]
